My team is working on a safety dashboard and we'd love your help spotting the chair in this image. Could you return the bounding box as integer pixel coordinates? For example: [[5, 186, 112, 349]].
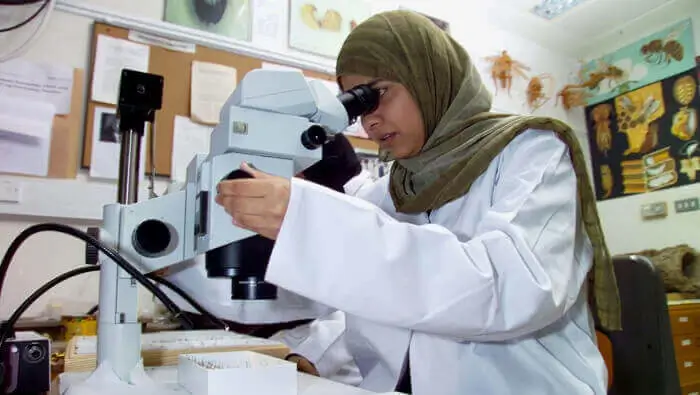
[[595, 330, 614, 389], [595, 254, 682, 395]]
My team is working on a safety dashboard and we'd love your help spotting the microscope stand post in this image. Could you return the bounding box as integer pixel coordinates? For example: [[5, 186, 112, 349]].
[[94, 69, 163, 381]]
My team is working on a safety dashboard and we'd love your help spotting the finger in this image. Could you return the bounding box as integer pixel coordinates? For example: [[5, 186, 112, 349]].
[[230, 212, 271, 235], [221, 196, 269, 216], [217, 179, 270, 197]]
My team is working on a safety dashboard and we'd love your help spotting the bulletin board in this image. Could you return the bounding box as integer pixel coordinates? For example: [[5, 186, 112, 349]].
[[0, 68, 84, 180], [81, 22, 377, 177]]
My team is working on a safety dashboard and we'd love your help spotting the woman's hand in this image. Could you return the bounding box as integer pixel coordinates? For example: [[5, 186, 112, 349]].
[[286, 354, 320, 376], [215, 162, 291, 240]]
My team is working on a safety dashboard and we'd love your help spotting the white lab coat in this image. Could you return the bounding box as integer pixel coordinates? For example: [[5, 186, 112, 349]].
[[269, 311, 363, 386], [164, 129, 607, 394]]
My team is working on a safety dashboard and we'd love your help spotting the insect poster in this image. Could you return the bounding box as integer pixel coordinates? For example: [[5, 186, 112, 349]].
[[578, 18, 696, 107], [584, 67, 700, 201]]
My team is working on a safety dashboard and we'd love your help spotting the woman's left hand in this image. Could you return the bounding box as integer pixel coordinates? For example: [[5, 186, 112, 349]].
[[215, 162, 291, 240]]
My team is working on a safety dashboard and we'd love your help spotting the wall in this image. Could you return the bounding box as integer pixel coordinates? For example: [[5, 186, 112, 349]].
[[576, 0, 700, 255], [0, 0, 579, 319]]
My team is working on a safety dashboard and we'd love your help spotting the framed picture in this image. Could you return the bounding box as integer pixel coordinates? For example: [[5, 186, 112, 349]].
[[288, 0, 372, 58], [164, 0, 252, 41]]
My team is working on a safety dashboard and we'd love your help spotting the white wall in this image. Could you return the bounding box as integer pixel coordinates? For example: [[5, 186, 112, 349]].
[[577, 0, 700, 255], [0, 0, 579, 319]]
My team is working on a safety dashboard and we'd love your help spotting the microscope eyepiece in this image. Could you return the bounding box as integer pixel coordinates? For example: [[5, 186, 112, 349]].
[[338, 84, 380, 123]]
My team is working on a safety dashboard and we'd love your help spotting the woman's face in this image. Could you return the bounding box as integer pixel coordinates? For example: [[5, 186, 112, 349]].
[[340, 75, 425, 159]]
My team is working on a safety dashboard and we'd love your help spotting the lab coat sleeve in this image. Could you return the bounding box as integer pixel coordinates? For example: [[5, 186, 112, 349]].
[[269, 311, 362, 386], [266, 131, 588, 341]]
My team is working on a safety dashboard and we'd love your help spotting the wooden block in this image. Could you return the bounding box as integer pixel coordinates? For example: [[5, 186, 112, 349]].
[[63, 330, 290, 373]]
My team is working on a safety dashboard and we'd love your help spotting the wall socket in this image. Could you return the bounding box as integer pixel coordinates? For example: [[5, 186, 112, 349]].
[[641, 202, 668, 219], [675, 197, 700, 213], [0, 180, 21, 203]]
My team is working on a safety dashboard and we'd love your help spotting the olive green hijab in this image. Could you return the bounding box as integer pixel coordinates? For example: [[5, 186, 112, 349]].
[[336, 10, 621, 331]]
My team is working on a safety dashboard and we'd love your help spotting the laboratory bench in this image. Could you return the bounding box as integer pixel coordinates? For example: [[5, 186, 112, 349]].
[[53, 366, 392, 395]]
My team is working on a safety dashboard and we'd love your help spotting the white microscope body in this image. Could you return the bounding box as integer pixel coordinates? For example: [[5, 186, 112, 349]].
[[92, 68, 378, 383]]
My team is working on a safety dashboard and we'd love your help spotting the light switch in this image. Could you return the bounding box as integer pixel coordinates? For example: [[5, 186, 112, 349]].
[[0, 180, 21, 203], [675, 197, 700, 213], [640, 202, 667, 219]]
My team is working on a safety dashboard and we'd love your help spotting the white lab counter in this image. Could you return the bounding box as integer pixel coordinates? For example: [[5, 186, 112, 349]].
[[55, 366, 403, 395]]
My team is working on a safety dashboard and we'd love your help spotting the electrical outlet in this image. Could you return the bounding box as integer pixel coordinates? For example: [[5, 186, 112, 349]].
[[0, 180, 21, 203], [675, 197, 700, 213], [641, 202, 668, 219]]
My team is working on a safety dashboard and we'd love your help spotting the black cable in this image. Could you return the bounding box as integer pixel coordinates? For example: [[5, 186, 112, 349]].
[[0, 266, 100, 345], [86, 304, 98, 316], [0, 0, 49, 33], [0, 223, 194, 333], [0, 0, 44, 5], [146, 273, 229, 331], [84, 275, 230, 331]]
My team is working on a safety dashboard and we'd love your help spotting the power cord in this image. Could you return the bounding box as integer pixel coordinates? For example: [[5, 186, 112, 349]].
[[0, 223, 195, 343], [0, 0, 49, 33], [0, 266, 100, 344], [0, 1, 45, 5], [0, 0, 55, 62], [85, 273, 230, 331]]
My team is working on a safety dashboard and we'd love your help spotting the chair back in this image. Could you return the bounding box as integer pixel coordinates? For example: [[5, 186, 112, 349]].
[[596, 255, 681, 395]]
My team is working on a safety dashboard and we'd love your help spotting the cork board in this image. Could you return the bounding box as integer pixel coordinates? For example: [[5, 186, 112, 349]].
[[81, 22, 377, 177], [0, 68, 84, 179]]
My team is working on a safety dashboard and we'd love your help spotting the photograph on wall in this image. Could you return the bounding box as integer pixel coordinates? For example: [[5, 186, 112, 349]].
[[89, 106, 147, 181], [288, 0, 372, 58], [164, 0, 252, 42], [585, 66, 700, 200], [577, 18, 696, 107]]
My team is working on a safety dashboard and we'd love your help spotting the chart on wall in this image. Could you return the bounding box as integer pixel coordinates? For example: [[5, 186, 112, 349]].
[[585, 66, 700, 200], [288, 0, 372, 58], [579, 18, 696, 107], [163, 0, 252, 41]]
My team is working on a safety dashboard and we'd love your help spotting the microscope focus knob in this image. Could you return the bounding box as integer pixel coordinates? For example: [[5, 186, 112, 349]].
[[301, 125, 328, 150], [224, 168, 254, 180], [85, 227, 100, 265]]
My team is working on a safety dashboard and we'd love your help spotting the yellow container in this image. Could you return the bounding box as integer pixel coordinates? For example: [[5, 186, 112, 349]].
[[61, 315, 97, 341]]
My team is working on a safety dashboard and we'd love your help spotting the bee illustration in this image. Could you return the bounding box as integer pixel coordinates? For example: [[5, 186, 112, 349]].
[[640, 22, 688, 65]]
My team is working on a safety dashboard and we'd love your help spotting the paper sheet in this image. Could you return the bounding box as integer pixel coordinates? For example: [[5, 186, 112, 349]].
[[251, 0, 287, 49], [0, 97, 54, 176], [190, 61, 237, 125], [171, 116, 212, 182], [89, 106, 147, 180], [0, 58, 73, 115], [91, 35, 150, 105]]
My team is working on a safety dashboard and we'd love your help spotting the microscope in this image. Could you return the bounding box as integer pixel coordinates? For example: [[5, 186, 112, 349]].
[[90, 67, 380, 382]]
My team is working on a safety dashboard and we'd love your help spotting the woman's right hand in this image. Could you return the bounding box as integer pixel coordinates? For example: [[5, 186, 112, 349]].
[[286, 354, 320, 376]]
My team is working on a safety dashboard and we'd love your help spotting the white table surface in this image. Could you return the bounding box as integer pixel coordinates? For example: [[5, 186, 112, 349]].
[[56, 366, 402, 395]]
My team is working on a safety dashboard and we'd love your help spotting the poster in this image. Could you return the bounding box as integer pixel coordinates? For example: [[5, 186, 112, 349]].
[[164, 0, 252, 41], [579, 18, 696, 106], [288, 0, 372, 58], [585, 67, 700, 200]]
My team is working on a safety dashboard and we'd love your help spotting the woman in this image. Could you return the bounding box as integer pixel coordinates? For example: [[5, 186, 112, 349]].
[[215, 10, 621, 395]]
